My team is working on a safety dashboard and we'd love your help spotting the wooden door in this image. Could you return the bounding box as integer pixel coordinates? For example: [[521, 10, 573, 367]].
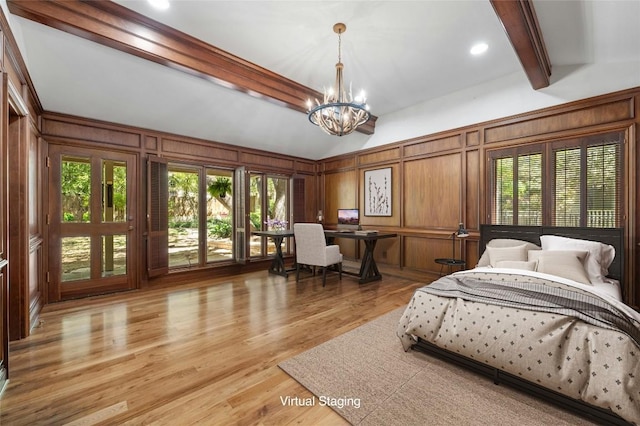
[[48, 145, 137, 301]]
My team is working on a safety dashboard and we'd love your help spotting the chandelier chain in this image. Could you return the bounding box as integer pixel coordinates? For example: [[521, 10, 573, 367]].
[[337, 29, 342, 64]]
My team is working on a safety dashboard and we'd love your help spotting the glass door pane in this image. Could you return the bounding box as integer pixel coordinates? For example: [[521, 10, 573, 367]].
[[102, 160, 128, 277], [103, 160, 127, 222], [266, 176, 289, 255], [61, 156, 91, 223], [206, 169, 233, 262], [102, 234, 127, 277], [61, 236, 91, 282], [249, 174, 263, 257], [168, 166, 200, 267], [61, 156, 92, 283]]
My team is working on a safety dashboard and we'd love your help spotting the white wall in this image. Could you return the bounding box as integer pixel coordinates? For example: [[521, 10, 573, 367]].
[[322, 61, 640, 158]]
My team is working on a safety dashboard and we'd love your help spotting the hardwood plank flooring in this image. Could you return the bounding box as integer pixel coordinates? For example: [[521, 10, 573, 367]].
[[0, 269, 426, 425]]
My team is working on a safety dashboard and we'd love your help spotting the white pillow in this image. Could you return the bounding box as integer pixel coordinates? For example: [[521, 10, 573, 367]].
[[486, 244, 527, 267], [477, 239, 541, 267], [528, 250, 591, 285], [540, 235, 615, 283], [495, 260, 538, 271]]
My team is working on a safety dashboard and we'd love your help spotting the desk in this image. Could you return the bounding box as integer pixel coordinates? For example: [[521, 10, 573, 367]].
[[252, 230, 293, 277], [434, 258, 465, 276], [324, 231, 397, 284]]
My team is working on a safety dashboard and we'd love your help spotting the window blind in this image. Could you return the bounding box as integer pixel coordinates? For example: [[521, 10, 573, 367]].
[[517, 153, 542, 226], [554, 148, 581, 226], [493, 157, 513, 225], [490, 130, 624, 228]]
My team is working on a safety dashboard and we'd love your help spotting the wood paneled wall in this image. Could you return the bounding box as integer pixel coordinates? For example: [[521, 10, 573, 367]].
[[5, 66, 44, 340], [320, 88, 639, 307], [0, 3, 47, 348], [322, 169, 358, 258], [41, 114, 317, 176], [40, 112, 320, 285], [404, 154, 462, 228]]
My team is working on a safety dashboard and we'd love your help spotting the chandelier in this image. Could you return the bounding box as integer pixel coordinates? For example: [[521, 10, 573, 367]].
[[307, 23, 370, 136]]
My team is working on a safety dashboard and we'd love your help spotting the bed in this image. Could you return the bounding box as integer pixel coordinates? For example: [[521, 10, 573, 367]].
[[397, 225, 639, 425]]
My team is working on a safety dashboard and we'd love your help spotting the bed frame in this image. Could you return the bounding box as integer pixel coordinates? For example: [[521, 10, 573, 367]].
[[414, 224, 630, 425]]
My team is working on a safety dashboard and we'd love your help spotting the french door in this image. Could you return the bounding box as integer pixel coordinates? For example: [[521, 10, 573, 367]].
[[48, 145, 137, 301]]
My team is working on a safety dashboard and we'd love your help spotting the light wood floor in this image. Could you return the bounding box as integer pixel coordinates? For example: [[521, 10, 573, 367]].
[[0, 267, 426, 425]]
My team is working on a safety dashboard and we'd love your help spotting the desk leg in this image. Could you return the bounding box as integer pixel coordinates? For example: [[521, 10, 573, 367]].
[[268, 236, 288, 277], [358, 239, 382, 284]]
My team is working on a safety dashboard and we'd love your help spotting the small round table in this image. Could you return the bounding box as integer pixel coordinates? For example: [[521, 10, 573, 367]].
[[434, 258, 466, 276]]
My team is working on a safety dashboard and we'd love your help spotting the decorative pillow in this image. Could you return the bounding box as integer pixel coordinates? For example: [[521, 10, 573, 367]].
[[477, 239, 541, 267], [528, 250, 591, 284], [495, 260, 538, 271], [540, 235, 615, 283], [486, 244, 527, 267]]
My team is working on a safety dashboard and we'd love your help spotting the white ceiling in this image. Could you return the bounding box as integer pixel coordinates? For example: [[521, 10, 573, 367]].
[[4, 0, 640, 160]]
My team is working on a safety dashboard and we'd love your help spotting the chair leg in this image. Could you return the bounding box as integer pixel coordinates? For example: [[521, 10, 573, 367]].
[[338, 262, 342, 280], [322, 267, 327, 287], [296, 263, 300, 282]]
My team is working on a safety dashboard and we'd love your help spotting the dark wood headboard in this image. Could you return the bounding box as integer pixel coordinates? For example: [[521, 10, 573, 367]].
[[479, 225, 625, 284]]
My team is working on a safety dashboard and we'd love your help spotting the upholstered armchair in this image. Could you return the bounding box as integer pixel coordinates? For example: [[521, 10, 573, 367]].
[[293, 223, 342, 286]]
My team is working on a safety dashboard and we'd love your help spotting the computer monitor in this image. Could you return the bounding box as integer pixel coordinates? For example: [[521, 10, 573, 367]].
[[337, 209, 359, 229]]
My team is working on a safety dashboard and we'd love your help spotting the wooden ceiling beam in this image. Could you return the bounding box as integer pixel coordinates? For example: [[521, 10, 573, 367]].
[[7, 0, 376, 135], [490, 0, 551, 90]]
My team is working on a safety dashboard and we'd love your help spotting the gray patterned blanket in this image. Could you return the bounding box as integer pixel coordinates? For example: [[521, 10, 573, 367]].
[[420, 275, 640, 347]]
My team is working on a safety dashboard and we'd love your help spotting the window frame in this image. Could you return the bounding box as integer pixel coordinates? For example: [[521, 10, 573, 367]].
[[488, 131, 624, 228], [148, 157, 241, 273]]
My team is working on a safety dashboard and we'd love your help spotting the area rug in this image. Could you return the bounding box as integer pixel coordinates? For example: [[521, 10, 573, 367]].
[[278, 307, 598, 426]]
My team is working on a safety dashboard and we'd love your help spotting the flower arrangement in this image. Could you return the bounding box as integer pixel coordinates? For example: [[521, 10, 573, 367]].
[[264, 216, 288, 230]]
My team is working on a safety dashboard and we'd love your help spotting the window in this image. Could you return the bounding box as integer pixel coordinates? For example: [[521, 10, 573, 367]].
[[554, 148, 580, 226], [490, 147, 542, 226], [553, 134, 622, 227], [206, 170, 233, 263], [147, 159, 293, 273], [148, 158, 236, 273], [168, 165, 200, 268], [490, 131, 623, 228], [249, 173, 291, 257]]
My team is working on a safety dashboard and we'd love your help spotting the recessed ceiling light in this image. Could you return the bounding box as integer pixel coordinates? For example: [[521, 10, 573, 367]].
[[470, 42, 488, 56], [148, 0, 170, 10]]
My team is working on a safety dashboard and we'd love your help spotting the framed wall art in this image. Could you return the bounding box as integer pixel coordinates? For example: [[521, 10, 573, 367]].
[[364, 167, 392, 216]]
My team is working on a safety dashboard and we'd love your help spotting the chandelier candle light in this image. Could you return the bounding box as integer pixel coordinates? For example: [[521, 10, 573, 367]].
[[307, 23, 371, 136]]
